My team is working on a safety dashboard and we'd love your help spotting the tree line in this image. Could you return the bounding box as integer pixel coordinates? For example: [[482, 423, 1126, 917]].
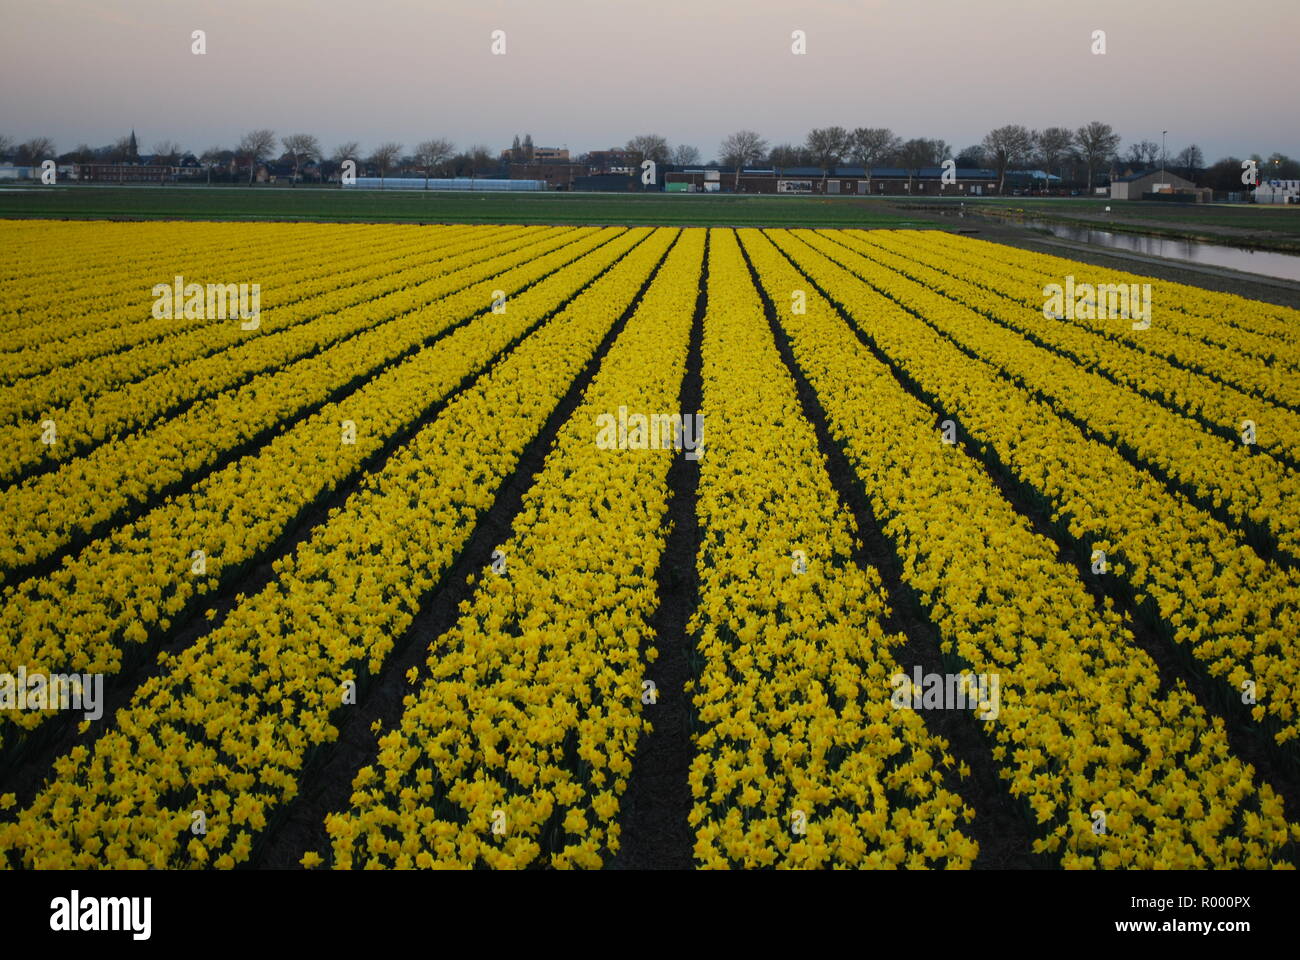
[[3, 126, 1297, 194]]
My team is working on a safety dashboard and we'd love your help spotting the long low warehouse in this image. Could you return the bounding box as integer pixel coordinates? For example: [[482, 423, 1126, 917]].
[[344, 177, 546, 190]]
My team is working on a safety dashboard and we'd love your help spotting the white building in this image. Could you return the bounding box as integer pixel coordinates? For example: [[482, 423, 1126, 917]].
[[1256, 179, 1300, 204]]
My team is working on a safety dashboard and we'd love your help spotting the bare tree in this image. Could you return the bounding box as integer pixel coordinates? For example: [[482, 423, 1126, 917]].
[[670, 143, 701, 166], [368, 142, 403, 187], [200, 147, 225, 185], [281, 134, 321, 186], [148, 140, 182, 184], [1175, 144, 1204, 182], [1124, 139, 1161, 169], [151, 140, 182, 164], [110, 136, 133, 163], [625, 134, 670, 170], [805, 126, 851, 181], [718, 130, 768, 190], [0, 135, 13, 159], [1034, 127, 1075, 191], [1265, 151, 1300, 179], [848, 128, 901, 193], [416, 138, 455, 188], [22, 137, 55, 163], [468, 144, 492, 181], [332, 141, 360, 165], [326, 141, 360, 183], [104, 136, 134, 182], [982, 124, 1034, 194], [1074, 121, 1121, 192], [768, 143, 811, 168], [890, 138, 944, 193], [237, 128, 276, 185]]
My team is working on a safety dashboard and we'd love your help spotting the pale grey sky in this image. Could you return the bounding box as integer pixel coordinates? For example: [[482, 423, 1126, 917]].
[[2, 0, 1295, 162]]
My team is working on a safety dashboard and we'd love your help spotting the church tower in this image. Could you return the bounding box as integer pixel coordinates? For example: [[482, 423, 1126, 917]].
[[128, 129, 139, 161]]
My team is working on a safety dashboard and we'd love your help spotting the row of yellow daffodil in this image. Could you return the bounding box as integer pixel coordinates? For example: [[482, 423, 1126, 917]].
[[0, 225, 649, 750], [0, 227, 613, 577], [740, 227, 1298, 868], [319, 228, 703, 870], [1, 223, 491, 421], [768, 228, 1300, 745], [0, 227, 673, 869], [0, 224, 565, 481], [792, 230, 1300, 561], [850, 230, 1300, 464], [0, 221, 357, 349], [0, 219, 315, 310], [887, 230, 1300, 373], [1, 219, 154, 291], [686, 228, 978, 869], [1, 222, 409, 373], [918, 229, 1300, 353], [909, 230, 1300, 388]]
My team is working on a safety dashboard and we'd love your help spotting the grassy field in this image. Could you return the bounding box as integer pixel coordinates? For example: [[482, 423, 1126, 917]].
[[0, 184, 933, 228], [895, 195, 1300, 250]]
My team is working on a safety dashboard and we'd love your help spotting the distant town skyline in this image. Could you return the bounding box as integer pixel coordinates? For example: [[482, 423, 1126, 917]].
[[3, 0, 1296, 163]]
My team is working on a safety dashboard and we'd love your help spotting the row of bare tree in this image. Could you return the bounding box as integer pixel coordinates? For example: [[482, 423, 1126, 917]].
[[0, 132, 492, 187], [712, 123, 1127, 193], [222, 132, 475, 187], [5, 127, 1289, 193], [624, 124, 1210, 194]]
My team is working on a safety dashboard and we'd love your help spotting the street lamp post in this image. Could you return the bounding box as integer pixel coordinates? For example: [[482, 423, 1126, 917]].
[[1161, 130, 1167, 187]]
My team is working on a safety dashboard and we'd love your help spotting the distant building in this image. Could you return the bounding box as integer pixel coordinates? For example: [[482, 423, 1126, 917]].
[[571, 172, 657, 192], [1109, 168, 1210, 201], [500, 145, 569, 163], [584, 149, 635, 175], [665, 165, 999, 195], [509, 161, 586, 189], [1256, 179, 1300, 204], [74, 162, 178, 183]]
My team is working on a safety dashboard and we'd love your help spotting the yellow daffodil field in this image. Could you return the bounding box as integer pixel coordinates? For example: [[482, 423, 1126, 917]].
[[2, 219, 1299, 870]]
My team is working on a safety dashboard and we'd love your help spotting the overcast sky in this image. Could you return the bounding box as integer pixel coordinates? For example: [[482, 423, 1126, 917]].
[[3, 0, 1295, 162]]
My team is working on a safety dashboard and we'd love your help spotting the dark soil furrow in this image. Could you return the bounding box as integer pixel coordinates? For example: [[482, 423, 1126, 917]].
[[606, 232, 708, 870], [819, 230, 1300, 474], [765, 229, 1300, 859], [798, 230, 1299, 572], [251, 230, 680, 868], [738, 228, 1050, 869], [1, 229, 627, 589], [0, 229, 657, 810], [3, 226, 593, 491]]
